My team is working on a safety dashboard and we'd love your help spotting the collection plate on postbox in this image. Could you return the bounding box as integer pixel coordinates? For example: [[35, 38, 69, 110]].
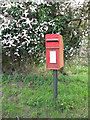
[[45, 34, 64, 70]]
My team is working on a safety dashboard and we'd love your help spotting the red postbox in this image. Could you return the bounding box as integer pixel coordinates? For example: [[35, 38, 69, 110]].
[[45, 34, 64, 70]]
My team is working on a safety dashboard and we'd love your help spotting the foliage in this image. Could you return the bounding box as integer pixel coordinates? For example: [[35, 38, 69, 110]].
[[0, 1, 89, 64], [2, 64, 88, 118]]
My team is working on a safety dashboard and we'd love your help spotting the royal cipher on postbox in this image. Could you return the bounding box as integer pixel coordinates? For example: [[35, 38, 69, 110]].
[[45, 34, 64, 70]]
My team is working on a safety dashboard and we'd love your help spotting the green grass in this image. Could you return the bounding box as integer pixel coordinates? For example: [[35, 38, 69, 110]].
[[1, 65, 88, 118]]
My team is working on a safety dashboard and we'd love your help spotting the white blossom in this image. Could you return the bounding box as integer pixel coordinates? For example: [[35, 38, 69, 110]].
[[28, 50, 31, 53], [23, 10, 28, 17], [26, 40, 30, 46], [30, 5, 37, 12], [74, 31, 77, 35], [16, 49, 19, 51], [26, 0, 29, 2], [44, 26, 48, 31], [41, 33, 44, 38], [22, 42, 26, 46], [40, 60, 43, 63], [14, 52, 20, 56], [69, 47, 73, 52]]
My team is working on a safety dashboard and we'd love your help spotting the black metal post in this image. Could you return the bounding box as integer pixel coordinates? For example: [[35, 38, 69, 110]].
[[53, 70, 58, 100]]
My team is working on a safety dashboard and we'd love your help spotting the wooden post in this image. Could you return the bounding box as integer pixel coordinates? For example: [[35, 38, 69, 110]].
[[53, 70, 58, 100]]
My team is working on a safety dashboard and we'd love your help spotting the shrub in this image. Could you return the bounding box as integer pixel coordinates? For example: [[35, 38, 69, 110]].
[[0, 1, 89, 65]]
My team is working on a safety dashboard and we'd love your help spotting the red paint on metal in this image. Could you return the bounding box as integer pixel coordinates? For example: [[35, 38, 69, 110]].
[[45, 34, 64, 70]]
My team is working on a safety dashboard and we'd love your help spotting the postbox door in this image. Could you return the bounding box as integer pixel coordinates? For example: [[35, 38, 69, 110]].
[[46, 48, 60, 70]]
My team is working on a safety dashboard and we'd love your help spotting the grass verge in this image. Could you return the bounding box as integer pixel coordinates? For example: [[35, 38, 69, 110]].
[[1, 65, 88, 118]]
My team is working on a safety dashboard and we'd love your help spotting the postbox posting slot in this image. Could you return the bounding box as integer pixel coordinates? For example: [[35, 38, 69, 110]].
[[46, 39, 58, 42]]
